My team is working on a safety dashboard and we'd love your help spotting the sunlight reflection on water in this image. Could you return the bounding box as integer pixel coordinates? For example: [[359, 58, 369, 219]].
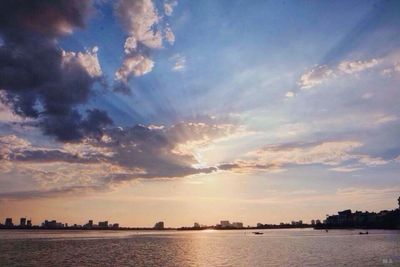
[[0, 229, 399, 266]]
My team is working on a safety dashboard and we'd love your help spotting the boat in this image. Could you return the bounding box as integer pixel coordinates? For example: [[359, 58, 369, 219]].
[[253, 232, 264, 235], [359, 231, 369, 235]]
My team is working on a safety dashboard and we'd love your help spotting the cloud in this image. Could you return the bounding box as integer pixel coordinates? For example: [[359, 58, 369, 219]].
[[357, 155, 388, 166], [0, 97, 26, 123], [62, 47, 102, 78], [0, 121, 236, 199], [171, 54, 186, 71], [329, 166, 363, 172], [114, 0, 178, 87], [337, 59, 379, 74], [371, 113, 398, 125], [361, 92, 373, 99], [40, 109, 113, 142], [381, 62, 400, 77], [164, 0, 178, 16], [0, 185, 106, 200], [250, 141, 362, 166], [165, 26, 175, 45], [299, 65, 334, 89], [218, 140, 391, 173], [285, 91, 295, 98], [116, 0, 161, 49], [115, 54, 154, 82], [299, 58, 380, 89], [0, 0, 112, 142]]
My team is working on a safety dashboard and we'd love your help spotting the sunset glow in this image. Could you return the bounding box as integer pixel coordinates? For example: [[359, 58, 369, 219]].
[[0, 0, 399, 228]]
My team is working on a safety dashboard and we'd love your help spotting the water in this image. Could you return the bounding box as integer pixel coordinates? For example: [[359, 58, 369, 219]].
[[0, 229, 399, 266]]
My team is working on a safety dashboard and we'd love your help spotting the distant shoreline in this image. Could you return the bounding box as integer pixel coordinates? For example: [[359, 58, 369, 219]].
[[3, 226, 399, 231], [0, 226, 316, 231]]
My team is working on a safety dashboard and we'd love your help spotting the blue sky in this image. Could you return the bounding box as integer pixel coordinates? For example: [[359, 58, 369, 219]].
[[0, 0, 399, 226]]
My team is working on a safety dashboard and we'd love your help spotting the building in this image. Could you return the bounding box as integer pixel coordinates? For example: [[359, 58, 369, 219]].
[[5, 218, 13, 227], [98, 221, 108, 228], [193, 222, 200, 228], [398, 196, 400, 209], [154, 221, 164, 230], [220, 220, 230, 228], [232, 222, 243, 228], [42, 220, 64, 229], [20, 218, 26, 227], [291, 220, 303, 226], [84, 220, 94, 229], [337, 209, 352, 225], [321, 197, 400, 229], [27, 220, 32, 228]]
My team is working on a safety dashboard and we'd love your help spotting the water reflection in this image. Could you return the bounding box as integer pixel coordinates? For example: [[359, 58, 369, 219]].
[[0, 229, 399, 266]]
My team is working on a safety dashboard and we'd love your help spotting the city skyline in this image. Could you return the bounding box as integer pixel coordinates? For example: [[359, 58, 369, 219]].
[[1, 0, 400, 227], [1, 195, 399, 228]]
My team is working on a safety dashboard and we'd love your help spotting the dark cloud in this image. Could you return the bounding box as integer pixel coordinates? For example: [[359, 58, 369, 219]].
[[217, 162, 278, 172], [0, 185, 105, 200], [1, 123, 233, 188], [0, 0, 112, 142]]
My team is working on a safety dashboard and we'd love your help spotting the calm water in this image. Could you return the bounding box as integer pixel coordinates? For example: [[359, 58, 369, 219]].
[[0, 229, 399, 266]]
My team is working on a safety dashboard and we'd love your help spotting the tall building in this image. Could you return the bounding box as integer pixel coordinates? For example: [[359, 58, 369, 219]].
[[232, 222, 243, 228], [154, 221, 164, 230], [98, 221, 108, 228], [27, 220, 32, 228], [42, 220, 64, 229], [398, 196, 400, 209], [20, 218, 26, 227], [220, 220, 230, 228], [5, 218, 13, 227]]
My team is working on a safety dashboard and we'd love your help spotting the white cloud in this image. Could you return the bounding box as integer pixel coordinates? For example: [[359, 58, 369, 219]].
[[329, 166, 363, 172], [299, 65, 334, 89], [171, 54, 186, 71], [299, 58, 380, 89], [220, 140, 392, 173], [358, 155, 388, 166], [381, 62, 400, 77], [116, 0, 161, 49], [338, 59, 379, 74], [0, 135, 31, 160], [372, 114, 398, 125], [124, 36, 137, 54], [285, 91, 295, 98], [251, 141, 362, 166], [62, 47, 102, 78], [115, 54, 154, 81], [115, 0, 177, 83], [164, 0, 178, 16], [165, 26, 175, 45], [361, 92, 373, 99], [0, 98, 24, 123]]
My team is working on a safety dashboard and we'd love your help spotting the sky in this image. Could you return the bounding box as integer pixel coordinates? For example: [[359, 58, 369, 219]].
[[0, 0, 399, 227]]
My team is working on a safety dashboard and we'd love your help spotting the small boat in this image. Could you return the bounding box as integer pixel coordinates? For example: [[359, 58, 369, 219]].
[[253, 232, 264, 235], [359, 231, 369, 235]]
